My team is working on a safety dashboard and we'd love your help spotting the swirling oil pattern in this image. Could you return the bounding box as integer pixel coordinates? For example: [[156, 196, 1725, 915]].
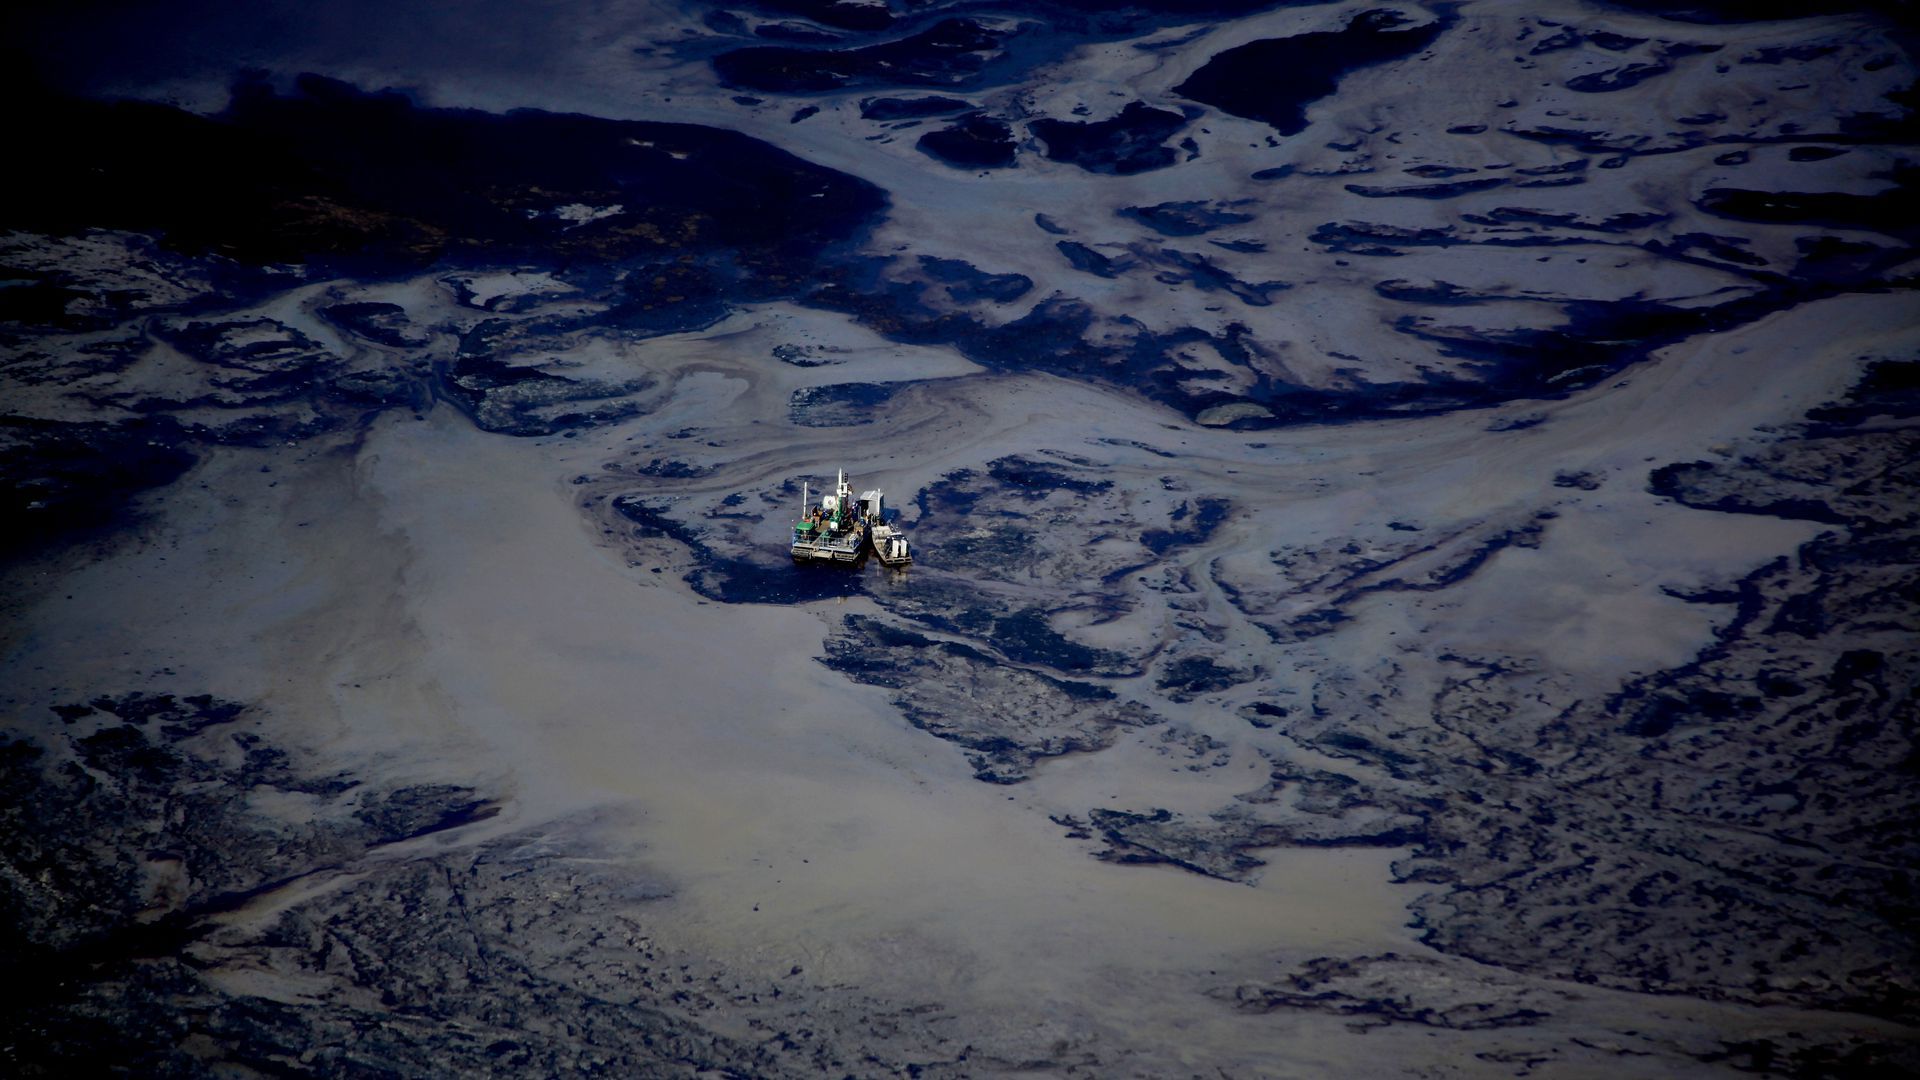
[[2, 1, 1916, 1074]]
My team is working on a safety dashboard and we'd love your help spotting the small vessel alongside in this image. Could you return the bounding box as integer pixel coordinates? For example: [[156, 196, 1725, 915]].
[[791, 469, 911, 568], [871, 521, 912, 567]]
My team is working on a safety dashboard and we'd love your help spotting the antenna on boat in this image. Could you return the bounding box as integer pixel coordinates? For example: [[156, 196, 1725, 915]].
[[801, 479, 809, 518]]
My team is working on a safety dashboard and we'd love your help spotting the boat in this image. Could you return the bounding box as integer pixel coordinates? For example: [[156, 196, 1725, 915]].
[[791, 469, 869, 563], [790, 469, 911, 567], [871, 520, 912, 567]]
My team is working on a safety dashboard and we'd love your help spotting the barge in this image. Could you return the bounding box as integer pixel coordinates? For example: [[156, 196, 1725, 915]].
[[791, 469, 911, 567]]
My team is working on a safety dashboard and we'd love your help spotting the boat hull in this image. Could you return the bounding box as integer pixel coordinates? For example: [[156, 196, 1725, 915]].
[[791, 541, 864, 563]]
